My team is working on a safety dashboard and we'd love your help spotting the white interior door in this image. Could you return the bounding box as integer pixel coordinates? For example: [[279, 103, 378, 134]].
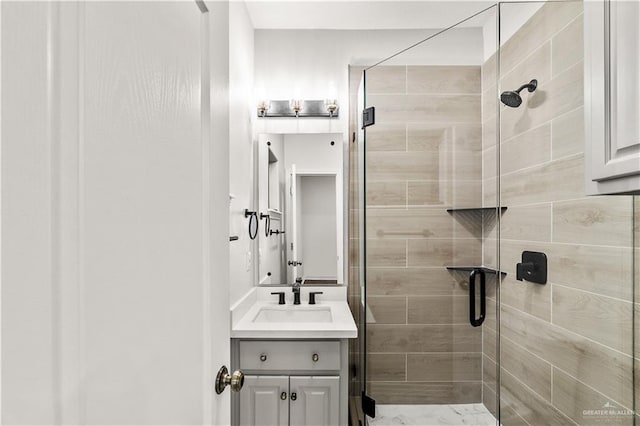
[[1, 1, 231, 424], [298, 175, 338, 280], [289, 164, 301, 281]]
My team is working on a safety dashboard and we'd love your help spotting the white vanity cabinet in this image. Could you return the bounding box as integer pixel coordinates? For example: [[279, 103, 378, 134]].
[[585, 0, 640, 194], [232, 340, 347, 426]]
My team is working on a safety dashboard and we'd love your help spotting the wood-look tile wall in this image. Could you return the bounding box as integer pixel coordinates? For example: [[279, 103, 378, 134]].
[[482, 2, 637, 424], [363, 64, 485, 404]]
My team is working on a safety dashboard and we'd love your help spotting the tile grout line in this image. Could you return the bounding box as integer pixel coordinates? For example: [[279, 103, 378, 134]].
[[404, 118, 408, 153], [499, 279, 632, 310], [500, 9, 584, 78], [498, 152, 582, 179], [550, 366, 554, 406], [553, 364, 634, 412], [502, 304, 634, 359], [511, 408, 532, 426], [553, 281, 635, 305], [368, 92, 482, 97], [405, 240, 408, 269], [550, 201, 554, 328], [404, 65, 408, 96], [369, 351, 485, 355], [405, 352, 408, 382], [370, 237, 634, 251], [500, 332, 553, 372], [494, 103, 583, 146], [369, 380, 484, 383], [503, 90, 580, 142], [405, 296, 408, 325], [501, 368, 578, 425], [500, 238, 633, 250], [405, 181, 408, 209]]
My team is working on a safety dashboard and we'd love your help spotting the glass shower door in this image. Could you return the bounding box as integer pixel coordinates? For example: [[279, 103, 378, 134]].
[[352, 2, 638, 425], [357, 6, 501, 424]]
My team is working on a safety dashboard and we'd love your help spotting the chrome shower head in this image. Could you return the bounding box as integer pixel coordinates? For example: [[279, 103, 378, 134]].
[[500, 79, 538, 108]]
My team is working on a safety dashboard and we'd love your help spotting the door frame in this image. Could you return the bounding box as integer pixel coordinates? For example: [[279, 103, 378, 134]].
[[288, 169, 343, 284]]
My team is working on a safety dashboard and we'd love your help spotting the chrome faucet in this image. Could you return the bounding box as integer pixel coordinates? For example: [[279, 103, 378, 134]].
[[292, 278, 302, 305]]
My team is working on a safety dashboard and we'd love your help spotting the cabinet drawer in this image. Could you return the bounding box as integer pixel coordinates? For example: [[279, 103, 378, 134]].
[[240, 341, 340, 371]]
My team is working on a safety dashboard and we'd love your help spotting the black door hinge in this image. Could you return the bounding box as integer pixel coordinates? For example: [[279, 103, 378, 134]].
[[362, 107, 375, 128], [362, 392, 376, 418]]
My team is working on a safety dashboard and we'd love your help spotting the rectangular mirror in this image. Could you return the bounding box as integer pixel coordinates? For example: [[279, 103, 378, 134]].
[[257, 133, 344, 286]]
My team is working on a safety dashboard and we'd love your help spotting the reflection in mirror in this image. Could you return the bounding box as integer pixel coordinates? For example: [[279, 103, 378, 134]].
[[257, 133, 343, 286]]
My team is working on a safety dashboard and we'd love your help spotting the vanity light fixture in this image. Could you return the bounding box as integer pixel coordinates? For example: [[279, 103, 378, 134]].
[[256, 99, 339, 118], [257, 100, 269, 117], [325, 99, 338, 117], [289, 99, 302, 117]]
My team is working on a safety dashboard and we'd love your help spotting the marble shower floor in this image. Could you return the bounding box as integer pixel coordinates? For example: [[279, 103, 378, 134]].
[[367, 403, 498, 426]]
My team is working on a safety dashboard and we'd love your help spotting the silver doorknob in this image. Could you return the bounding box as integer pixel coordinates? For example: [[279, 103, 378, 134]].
[[215, 366, 245, 394]]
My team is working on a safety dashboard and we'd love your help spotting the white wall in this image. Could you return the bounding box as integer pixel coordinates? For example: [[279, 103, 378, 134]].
[[229, 1, 256, 306], [283, 133, 343, 171], [257, 133, 285, 284], [254, 27, 485, 138]]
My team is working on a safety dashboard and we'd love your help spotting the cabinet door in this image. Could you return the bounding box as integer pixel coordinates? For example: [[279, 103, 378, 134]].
[[585, 0, 640, 193], [289, 376, 339, 426], [240, 376, 289, 426]]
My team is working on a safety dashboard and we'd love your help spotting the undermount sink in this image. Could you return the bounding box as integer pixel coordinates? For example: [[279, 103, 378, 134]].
[[253, 306, 333, 323]]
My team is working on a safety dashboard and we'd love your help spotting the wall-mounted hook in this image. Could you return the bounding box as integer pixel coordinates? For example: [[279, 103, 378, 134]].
[[260, 213, 270, 237]]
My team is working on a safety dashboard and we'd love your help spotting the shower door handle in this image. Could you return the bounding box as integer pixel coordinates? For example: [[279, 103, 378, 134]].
[[469, 268, 486, 327]]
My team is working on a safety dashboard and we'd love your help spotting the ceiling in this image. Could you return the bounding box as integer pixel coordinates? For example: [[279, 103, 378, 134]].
[[244, 1, 495, 30]]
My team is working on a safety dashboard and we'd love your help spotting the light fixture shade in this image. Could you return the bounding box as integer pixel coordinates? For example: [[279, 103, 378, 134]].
[[325, 99, 338, 116], [289, 99, 302, 109], [257, 100, 270, 117]]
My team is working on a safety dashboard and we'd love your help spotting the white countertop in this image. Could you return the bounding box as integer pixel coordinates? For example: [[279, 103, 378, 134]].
[[231, 286, 358, 339]]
